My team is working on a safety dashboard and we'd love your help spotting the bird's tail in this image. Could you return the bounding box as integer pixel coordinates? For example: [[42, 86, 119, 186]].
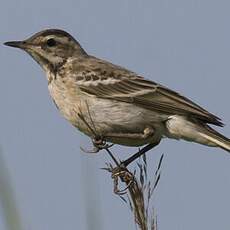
[[166, 115, 230, 152], [198, 125, 230, 152]]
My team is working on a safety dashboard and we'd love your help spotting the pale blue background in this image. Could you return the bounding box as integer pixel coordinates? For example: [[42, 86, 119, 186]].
[[1, 0, 230, 229]]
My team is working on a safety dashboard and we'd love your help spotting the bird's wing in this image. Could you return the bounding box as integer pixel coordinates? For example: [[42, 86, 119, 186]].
[[72, 59, 223, 126]]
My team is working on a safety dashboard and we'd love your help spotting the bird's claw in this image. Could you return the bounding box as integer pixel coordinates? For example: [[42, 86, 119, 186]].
[[80, 136, 113, 154], [92, 137, 113, 150]]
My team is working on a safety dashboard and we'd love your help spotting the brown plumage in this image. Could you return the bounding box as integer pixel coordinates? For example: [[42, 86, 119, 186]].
[[4, 29, 230, 153]]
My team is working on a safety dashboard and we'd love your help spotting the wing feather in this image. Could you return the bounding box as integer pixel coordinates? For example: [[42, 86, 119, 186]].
[[71, 58, 223, 126]]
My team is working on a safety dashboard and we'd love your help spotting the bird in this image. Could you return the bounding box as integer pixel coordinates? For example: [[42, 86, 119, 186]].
[[4, 29, 230, 166]]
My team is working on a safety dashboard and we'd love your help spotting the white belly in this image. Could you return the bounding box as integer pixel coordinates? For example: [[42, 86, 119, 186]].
[[48, 79, 167, 146]]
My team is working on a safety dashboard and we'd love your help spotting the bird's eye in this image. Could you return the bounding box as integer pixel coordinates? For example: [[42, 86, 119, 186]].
[[46, 38, 56, 47]]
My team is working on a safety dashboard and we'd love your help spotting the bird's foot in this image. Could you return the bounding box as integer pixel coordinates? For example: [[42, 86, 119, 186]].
[[92, 136, 113, 150], [80, 136, 113, 154]]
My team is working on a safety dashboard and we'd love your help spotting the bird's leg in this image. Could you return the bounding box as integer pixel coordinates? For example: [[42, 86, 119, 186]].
[[121, 142, 160, 167], [105, 126, 155, 141], [104, 126, 159, 166]]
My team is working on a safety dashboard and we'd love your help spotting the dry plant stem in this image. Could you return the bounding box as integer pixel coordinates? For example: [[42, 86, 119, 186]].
[[105, 148, 120, 166], [105, 148, 147, 228], [104, 148, 163, 230], [112, 166, 148, 230], [126, 172, 147, 229]]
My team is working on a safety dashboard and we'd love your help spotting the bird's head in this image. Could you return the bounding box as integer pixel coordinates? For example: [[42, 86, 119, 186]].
[[4, 29, 87, 73]]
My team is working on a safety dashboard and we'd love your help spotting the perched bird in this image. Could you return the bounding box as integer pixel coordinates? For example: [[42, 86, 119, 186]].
[[4, 29, 230, 165]]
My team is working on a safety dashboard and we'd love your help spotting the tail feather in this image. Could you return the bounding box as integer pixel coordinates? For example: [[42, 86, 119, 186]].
[[198, 126, 230, 152], [165, 115, 230, 152]]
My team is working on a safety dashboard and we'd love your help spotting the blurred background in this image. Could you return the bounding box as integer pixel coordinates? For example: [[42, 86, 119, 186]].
[[1, 0, 230, 229]]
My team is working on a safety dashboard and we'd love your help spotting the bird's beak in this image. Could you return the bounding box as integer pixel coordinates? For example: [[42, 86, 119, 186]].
[[4, 40, 28, 49]]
